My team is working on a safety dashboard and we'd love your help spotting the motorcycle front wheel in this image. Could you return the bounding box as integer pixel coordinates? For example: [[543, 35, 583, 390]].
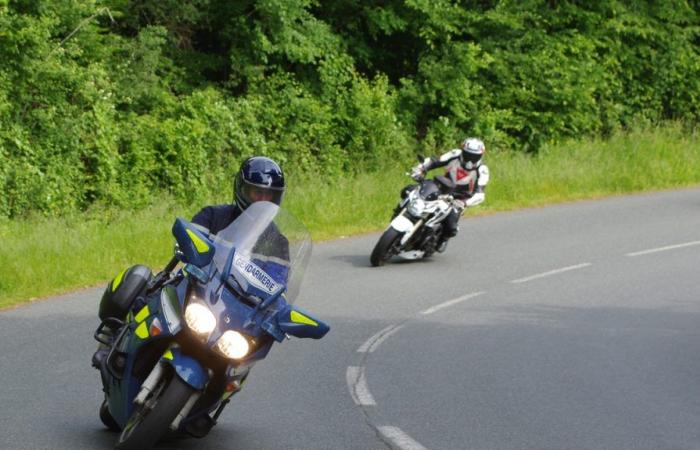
[[99, 399, 120, 432], [116, 372, 195, 450], [370, 228, 402, 267]]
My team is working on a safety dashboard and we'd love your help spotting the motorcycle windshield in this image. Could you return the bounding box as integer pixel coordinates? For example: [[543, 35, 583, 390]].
[[419, 180, 441, 201], [211, 201, 312, 305]]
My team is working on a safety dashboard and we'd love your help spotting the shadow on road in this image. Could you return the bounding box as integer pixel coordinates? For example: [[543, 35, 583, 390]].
[[330, 253, 438, 268]]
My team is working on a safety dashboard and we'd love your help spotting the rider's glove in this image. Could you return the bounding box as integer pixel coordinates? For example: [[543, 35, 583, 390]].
[[452, 198, 466, 213], [410, 164, 425, 181]]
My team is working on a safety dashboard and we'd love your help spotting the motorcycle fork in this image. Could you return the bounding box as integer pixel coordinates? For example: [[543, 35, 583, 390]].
[[133, 356, 204, 431], [134, 361, 166, 405], [400, 219, 424, 246], [171, 391, 203, 430]]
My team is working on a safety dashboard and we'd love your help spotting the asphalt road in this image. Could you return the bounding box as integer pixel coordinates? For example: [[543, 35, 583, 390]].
[[1, 187, 699, 450]]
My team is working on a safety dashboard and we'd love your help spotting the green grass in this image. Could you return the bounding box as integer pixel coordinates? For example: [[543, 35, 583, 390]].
[[1, 124, 699, 308], [485, 124, 700, 209]]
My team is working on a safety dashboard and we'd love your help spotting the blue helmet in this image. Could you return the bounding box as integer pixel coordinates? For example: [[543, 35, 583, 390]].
[[234, 157, 285, 209]]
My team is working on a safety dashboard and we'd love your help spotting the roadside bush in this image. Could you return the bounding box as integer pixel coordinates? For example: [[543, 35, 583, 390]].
[[2, 0, 700, 218]]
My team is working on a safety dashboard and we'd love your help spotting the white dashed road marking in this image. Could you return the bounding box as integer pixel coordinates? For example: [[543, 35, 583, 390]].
[[357, 324, 405, 353], [627, 240, 700, 256], [346, 366, 376, 406], [378, 426, 428, 450], [510, 263, 592, 284], [420, 291, 484, 315]]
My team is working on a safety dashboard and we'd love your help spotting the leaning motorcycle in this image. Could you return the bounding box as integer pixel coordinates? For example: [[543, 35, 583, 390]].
[[92, 201, 329, 449], [370, 171, 456, 266]]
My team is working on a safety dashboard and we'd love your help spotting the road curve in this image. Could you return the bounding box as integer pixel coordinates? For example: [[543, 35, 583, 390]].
[[1, 187, 699, 449]]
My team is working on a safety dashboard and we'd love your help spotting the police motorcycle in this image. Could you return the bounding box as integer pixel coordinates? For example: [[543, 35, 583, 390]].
[[370, 160, 456, 267], [92, 201, 329, 450]]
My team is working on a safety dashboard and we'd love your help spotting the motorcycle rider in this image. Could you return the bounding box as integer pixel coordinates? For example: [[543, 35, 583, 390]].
[[409, 137, 490, 252], [186, 156, 288, 433]]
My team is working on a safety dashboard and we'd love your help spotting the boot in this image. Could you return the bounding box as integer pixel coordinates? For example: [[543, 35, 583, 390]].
[[436, 236, 449, 253]]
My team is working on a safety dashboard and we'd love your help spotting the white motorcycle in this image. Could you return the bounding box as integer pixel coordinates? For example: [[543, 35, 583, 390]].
[[370, 172, 456, 267]]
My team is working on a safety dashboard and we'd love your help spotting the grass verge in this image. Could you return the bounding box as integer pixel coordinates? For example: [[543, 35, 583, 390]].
[[1, 124, 699, 308]]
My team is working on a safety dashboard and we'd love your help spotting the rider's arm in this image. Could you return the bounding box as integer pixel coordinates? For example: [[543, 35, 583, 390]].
[[465, 165, 490, 207], [422, 149, 462, 171], [191, 206, 214, 231], [465, 189, 485, 207]]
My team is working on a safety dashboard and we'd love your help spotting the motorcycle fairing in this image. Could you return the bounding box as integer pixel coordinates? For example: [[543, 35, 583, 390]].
[[217, 285, 270, 339], [180, 277, 275, 363], [106, 293, 179, 426], [390, 214, 414, 233], [160, 285, 182, 334]]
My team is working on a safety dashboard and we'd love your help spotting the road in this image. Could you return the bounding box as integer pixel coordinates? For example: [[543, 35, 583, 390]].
[[1, 187, 699, 449]]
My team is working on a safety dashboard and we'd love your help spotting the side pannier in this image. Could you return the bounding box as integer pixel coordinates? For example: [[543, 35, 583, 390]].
[[99, 265, 153, 321]]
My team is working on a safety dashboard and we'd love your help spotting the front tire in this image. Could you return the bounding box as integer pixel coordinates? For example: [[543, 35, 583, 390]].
[[100, 400, 120, 432], [116, 373, 195, 450], [370, 228, 402, 267]]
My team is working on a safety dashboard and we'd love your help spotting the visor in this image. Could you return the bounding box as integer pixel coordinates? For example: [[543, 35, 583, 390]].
[[240, 181, 284, 206], [462, 150, 481, 164]]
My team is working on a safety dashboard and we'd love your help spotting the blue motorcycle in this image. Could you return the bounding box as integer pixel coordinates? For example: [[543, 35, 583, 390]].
[[92, 202, 329, 449]]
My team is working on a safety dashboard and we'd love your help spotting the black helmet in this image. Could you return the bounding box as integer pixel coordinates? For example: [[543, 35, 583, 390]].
[[234, 157, 285, 209]]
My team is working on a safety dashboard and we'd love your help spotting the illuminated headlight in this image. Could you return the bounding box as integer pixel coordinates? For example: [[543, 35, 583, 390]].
[[215, 331, 250, 360], [184, 303, 216, 335], [408, 198, 426, 216]]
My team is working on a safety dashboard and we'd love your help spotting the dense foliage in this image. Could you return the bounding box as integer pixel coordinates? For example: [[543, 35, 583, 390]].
[[2, 0, 699, 218]]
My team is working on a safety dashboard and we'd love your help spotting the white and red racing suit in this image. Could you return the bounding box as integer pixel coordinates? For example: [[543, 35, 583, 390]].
[[418, 149, 490, 237]]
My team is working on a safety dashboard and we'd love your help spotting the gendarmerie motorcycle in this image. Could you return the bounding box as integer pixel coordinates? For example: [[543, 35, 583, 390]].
[[92, 201, 329, 449], [370, 167, 456, 266]]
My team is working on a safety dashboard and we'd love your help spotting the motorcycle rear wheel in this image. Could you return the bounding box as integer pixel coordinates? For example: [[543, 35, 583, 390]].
[[370, 228, 402, 267], [115, 373, 195, 450]]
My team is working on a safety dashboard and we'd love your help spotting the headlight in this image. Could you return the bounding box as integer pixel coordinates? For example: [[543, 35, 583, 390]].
[[215, 330, 250, 360], [184, 303, 216, 335], [408, 198, 426, 216]]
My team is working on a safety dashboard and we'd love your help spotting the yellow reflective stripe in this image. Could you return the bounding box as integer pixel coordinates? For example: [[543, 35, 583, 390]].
[[186, 229, 209, 253], [134, 305, 150, 323], [163, 350, 174, 360], [112, 268, 128, 292], [135, 322, 149, 339], [290, 310, 317, 327]]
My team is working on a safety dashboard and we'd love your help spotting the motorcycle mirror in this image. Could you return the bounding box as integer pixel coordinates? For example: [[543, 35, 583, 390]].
[[172, 218, 215, 268], [276, 305, 330, 340]]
